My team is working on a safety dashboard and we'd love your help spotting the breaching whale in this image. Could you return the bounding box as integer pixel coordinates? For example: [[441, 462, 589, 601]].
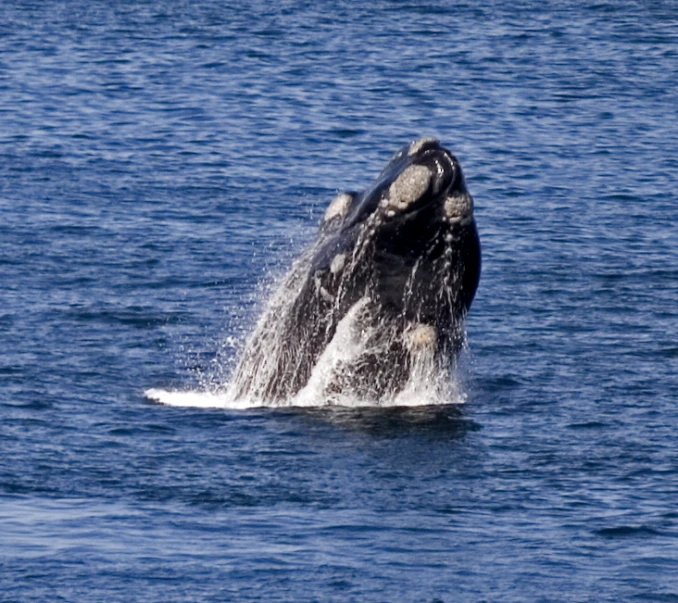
[[229, 137, 481, 404]]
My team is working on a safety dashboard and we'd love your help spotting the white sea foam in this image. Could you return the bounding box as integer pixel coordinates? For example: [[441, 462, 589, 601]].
[[145, 388, 233, 409], [145, 311, 468, 410], [144, 377, 465, 410]]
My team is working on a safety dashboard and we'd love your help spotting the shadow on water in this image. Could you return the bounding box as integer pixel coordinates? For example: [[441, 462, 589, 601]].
[[271, 403, 482, 440]]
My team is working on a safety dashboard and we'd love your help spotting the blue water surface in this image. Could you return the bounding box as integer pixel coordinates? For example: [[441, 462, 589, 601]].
[[2, 1, 678, 601]]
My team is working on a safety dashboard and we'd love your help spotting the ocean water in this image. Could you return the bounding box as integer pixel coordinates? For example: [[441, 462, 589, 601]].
[[2, 1, 678, 601]]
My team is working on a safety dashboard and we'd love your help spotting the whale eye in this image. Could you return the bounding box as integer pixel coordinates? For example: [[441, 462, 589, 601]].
[[431, 154, 455, 195], [434, 158, 447, 179]]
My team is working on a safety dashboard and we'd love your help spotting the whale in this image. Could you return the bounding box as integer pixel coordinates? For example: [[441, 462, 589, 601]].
[[229, 137, 481, 404]]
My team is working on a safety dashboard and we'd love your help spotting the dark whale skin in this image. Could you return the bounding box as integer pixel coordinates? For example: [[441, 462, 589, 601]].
[[231, 138, 481, 403]]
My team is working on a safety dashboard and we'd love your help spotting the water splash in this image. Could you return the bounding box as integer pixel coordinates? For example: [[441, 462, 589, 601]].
[[146, 229, 470, 410], [147, 139, 480, 410]]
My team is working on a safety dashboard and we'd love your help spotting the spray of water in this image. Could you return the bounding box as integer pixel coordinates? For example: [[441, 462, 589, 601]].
[[146, 210, 469, 410], [147, 138, 480, 410]]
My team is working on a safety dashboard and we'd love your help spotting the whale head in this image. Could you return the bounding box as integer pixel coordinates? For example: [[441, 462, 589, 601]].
[[318, 137, 480, 330], [324, 137, 474, 232]]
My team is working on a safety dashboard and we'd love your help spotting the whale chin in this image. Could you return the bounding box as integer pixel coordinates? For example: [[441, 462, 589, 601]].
[[229, 138, 481, 405]]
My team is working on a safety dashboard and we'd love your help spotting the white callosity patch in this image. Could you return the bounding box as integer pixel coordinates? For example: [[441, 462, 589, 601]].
[[404, 323, 437, 351], [330, 253, 346, 274], [323, 192, 353, 222], [386, 164, 431, 211], [444, 193, 474, 224], [408, 136, 438, 156]]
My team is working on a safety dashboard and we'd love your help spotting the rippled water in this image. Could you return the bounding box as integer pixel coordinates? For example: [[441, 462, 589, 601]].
[[2, 1, 678, 601]]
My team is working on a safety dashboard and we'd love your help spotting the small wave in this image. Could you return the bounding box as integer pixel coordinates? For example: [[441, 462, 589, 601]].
[[144, 388, 255, 410], [594, 525, 662, 539]]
